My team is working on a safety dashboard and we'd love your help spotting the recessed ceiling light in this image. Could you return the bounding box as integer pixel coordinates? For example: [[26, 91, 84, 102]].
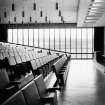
[[92, 0, 105, 3], [88, 9, 105, 12], [88, 12, 104, 16], [84, 20, 96, 23], [86, 16, 99, 20], [88, 11, 103, 15], [93, 7, 105, 9], [91, 3, 105, 6]]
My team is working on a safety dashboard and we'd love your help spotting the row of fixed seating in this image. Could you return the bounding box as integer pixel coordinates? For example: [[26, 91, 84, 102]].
[[0, 42, 71, 104], [52, 54, 71, 86], [0, 42, 63, 104], [1, 74, 59, 105]]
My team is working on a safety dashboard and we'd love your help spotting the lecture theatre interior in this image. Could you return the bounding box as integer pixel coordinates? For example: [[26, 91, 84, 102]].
[[0, 0, 105, 105]]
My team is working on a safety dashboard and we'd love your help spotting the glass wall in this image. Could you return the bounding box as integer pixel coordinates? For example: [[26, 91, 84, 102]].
[[8, 28, 94, 59]]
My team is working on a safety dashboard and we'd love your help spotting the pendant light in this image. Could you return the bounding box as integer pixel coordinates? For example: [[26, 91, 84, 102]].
[[61, 16, 63, 22], [14, 17, 16, 22], [40, 10, 43, 17], [22, 9, 25, 17], [59, 10, 61, 16], [33, 0, 36, 10], [12, 0, 15, 11], [30, 16, 32, 22], [45, 16, 47, 22], [4, 8, 7, 18], [56, 2, 58, 10]]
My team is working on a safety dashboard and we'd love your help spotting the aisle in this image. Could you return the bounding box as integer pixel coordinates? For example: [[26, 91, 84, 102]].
[[58, 60, 105, 105]]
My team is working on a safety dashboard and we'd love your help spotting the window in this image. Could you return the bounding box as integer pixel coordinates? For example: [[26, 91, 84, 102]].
[[45, 29, 49, 49], [66, 29, 70, 53], [18, 29, 23, 44], [39, 29, 44, 48], [29, 29, 34, 46], [60, 29, 65, 52], [8, 28, 94, 59], [71, 28, 76, 58], [8, 29, 13, 42], [55, 29, 59, 50], [34, 29, 38, 47], [50, 29, 54, 49], [77, 28, 82, 58], [23, 29, 28, 45]]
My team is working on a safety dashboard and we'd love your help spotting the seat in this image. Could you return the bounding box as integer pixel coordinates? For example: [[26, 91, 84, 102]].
[[52, 55, 70, 86], [35, 58, 45, 76], [1, 91, 27, 105], [30, 60, 40, 76], [22, 80, 58, 105], [0, 68, 20, 104], [22, 81, 40, 105], [34, 74, 60, 105]]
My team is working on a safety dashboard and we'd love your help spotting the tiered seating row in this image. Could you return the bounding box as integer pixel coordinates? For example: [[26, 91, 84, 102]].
[[1, 74, 59, 105], [0, 42, 63, 104], [0, 42, 71, 105], [52, 54, 71, 86]]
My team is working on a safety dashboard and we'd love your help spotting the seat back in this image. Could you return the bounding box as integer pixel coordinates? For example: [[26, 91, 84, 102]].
[[22, 81, 40, 105], [15, 55, 22, 64], [35, 58, 41, 68], [30, 60, 37, 70], [0, 68, 9, 89], [7, 56, 16, 66], [34, 74, 46, 97], [1, 91, 26, 105]]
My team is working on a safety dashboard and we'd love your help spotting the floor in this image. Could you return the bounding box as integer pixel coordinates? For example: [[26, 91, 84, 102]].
[[58, 60, 105, 105]]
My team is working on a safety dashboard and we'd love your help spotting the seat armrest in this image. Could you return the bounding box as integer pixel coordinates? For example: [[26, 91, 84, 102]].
[[58, 72, 64, 75], [59, 70, 65, 73], [40, 92, 56, 103], [5, 85, 16, 90], [9, 81, 21, 85], [47, 87, 61, 92], [61, 67, 66, 69], [33, 70, 40, 75]]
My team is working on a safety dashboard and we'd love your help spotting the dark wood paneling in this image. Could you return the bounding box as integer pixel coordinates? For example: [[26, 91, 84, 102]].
[[0, 24, 7, 42], [94, 27, 104, 53]]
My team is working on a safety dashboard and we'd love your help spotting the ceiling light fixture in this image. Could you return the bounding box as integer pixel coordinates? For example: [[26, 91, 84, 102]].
[[45, 16, 47, 22], [88, 12, 103, 16], [40, 10, 43, 17], [14, 17, 16, 22], [92, 0, 105, 3], [59, 10, 61, 16], [30, 16, 32, 22], [84, 20, 96, 23], [86, 16, 99, 19], [33, 0, 36, 10], [91, 3, 105, 7], [12, 0, 15, 11], [56, 2, 58, 10], [22, 10, 25, 17], [4, 9, 7, 18]]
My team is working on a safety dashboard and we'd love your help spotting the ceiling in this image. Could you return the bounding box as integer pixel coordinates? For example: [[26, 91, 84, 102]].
[[0, 0, 105, 27]]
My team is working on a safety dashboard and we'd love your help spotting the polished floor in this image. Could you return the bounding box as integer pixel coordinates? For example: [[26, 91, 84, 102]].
[[58, 60, 105, 105]]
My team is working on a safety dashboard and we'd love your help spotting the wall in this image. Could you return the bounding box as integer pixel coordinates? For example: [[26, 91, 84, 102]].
[[94, 27, 104, 64], [0, 24, 7, 42], [94, 27, 104, 53]]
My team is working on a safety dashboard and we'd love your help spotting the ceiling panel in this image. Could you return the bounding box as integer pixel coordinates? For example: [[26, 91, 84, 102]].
[[0, 0, 79, 24]]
